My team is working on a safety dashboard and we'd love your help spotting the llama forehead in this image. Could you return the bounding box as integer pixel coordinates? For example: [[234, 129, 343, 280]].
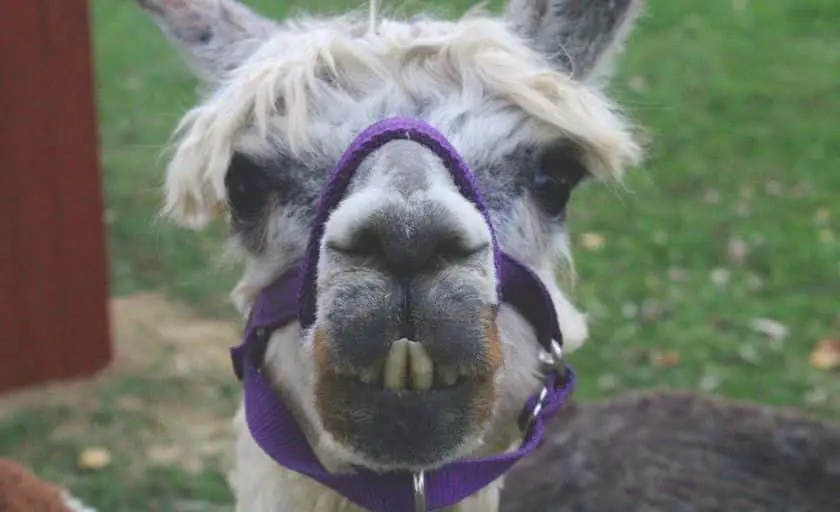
[[163, 12, 641, 225]]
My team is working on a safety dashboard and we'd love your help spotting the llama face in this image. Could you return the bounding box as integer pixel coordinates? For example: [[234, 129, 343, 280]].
[[140, 0, 644, 471]]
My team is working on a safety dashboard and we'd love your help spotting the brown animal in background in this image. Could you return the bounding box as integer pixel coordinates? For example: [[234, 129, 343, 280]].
[[0, 458, 94, 512]]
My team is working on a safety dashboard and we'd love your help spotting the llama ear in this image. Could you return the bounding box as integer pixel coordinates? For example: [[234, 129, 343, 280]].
[[137, 0, 278, 81], [505, 0, 645, 82]]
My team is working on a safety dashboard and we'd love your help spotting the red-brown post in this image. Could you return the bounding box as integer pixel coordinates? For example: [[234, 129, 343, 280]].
[[0, 0, 112, 392]]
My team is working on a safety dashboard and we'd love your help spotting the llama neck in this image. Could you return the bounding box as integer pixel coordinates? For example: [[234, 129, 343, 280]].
[[230, 450, 503, 512], [238, 468, 502, 512]]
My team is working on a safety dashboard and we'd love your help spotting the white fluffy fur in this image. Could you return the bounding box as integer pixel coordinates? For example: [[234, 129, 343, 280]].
[[162, 12, 640, 227], [138, 1, 645, 510]]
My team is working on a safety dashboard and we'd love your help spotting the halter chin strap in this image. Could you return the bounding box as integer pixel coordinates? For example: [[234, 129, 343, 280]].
[[229, 117, 575, 511]]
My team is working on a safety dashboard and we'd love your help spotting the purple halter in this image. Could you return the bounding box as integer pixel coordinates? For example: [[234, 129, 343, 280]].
[[230, 117, 575, 511]]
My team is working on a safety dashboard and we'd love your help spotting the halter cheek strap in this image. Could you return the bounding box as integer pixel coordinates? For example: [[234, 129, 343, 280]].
[[229, 117, 576, 511]]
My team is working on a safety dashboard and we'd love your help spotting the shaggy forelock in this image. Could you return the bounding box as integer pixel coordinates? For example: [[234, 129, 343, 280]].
[[162, 10, 642, 227]]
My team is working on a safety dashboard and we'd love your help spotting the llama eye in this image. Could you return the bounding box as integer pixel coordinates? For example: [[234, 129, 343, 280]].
[[532, 145, 589, 218], [225, 153, 269, 220]]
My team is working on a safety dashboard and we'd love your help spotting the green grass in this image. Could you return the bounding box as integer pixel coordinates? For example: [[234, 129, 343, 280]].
[[1, 0, 838, 509]]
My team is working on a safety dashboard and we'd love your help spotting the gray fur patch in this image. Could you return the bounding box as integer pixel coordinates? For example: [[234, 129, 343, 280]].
[[353, 140, 432, 196]]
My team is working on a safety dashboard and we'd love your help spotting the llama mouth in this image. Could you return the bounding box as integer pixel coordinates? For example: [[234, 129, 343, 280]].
[[316, 341, 496, 469], [343, 338, 472, 393], [325, 338, 485, 395]]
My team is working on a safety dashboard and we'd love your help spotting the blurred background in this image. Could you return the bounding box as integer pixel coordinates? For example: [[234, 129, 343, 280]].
[[0, 0, 838, 510]]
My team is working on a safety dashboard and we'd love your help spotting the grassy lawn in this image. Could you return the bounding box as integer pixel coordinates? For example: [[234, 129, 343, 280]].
[[1, 0, 838, 510]]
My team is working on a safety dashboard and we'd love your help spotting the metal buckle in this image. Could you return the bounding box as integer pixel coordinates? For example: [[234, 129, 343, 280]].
[[413, 471, 426, 512], [537, 339, 565, 376], [525, 339, 565, 432]]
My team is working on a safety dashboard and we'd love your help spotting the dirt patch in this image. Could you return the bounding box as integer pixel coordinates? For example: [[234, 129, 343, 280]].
[[0, 292, 244, 475], [110, 292, 240, 372]]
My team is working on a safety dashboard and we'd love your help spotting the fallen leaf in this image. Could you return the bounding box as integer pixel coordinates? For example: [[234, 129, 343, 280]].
[[765, 179, 783, 196], [710, 268, 731, 286], [735, 202, 752, 217], [815, 208, 830, 224], [650, 350, 681, 368], [699, 374, 721, 392], [124, 74, 143, 92], [819, 228, 835, 244], [641, 300, 665, 322], [746, 273, 764, 292], [804, 387, 829, 405], [810, 339, 840, 370], [738, 344, 760, 364], [667, 267, 686, 282], [597, 374, 619, 391], [62, 494, 97, 512], [102, 208, 118, 225], [740, 185, 754, 200], [621, 302, 639, 319], [732, 0, 748, 11], [77, 447, 112, 471], [727, 236, 749, 264], [703, 189, 722, 204], [580, 232, 605, 251], [623, 347, 649, 366], [628, 75, 646, 91], [652, 230, 668, 245], [749, 317, 788, 342]]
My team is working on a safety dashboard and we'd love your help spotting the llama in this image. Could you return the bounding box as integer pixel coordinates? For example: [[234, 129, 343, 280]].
[[499, 391, 840, 511], [136, 1, 839, 511]]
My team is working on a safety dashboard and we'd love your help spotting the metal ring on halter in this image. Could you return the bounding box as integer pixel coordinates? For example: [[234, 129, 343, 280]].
[[538, 339, 566, 377], [549, 339, 565, 377], [413, 471, 427, 512], [524, 385, 549, 431], [526, 339, 566, 432]]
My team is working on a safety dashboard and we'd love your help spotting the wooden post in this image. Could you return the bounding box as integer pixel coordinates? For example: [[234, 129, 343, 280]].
[[0, 0, 112, 392]]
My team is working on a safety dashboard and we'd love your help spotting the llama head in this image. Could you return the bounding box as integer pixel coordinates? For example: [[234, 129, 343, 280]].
[[140, 0, 644, 471]]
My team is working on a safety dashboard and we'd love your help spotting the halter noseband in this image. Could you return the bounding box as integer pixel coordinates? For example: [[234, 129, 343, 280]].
[[230, 117, 575, 511]]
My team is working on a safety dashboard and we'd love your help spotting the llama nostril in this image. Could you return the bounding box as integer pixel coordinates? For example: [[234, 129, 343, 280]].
[[339, 206, 480, 276]]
